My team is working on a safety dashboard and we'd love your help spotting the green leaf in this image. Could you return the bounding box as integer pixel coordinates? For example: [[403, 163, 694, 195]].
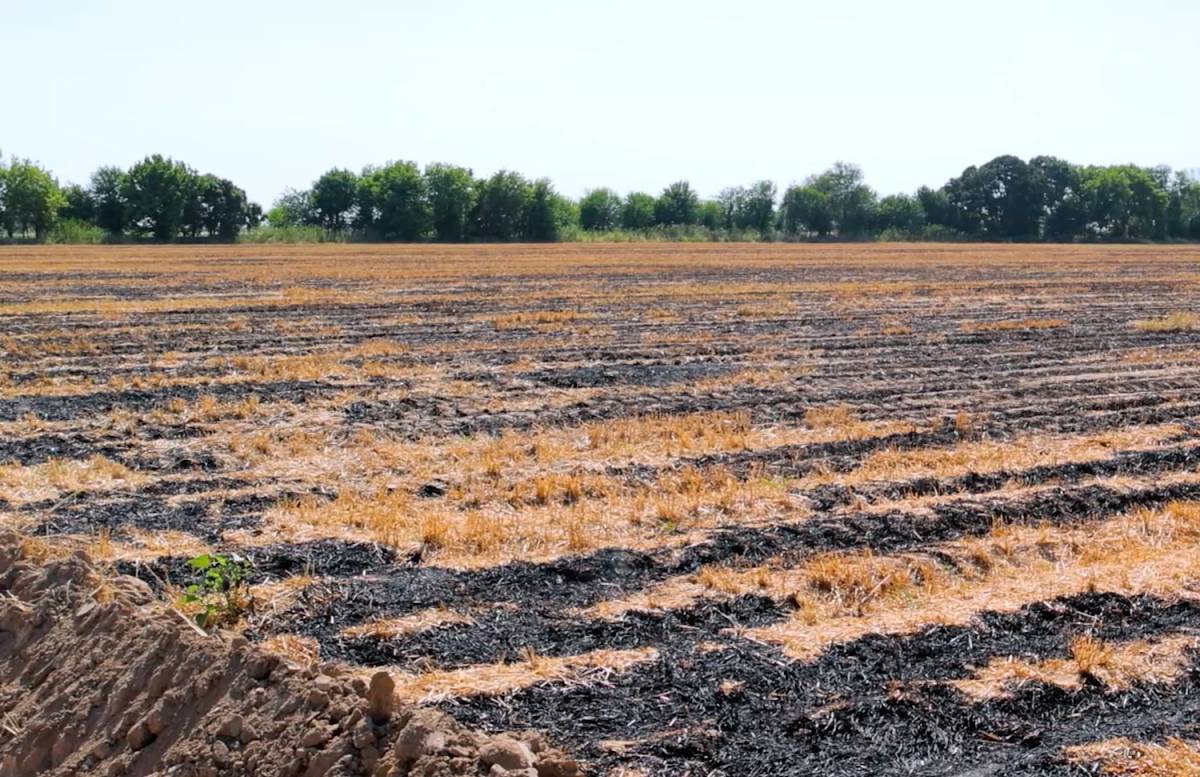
[[187, 554, 213, 570]]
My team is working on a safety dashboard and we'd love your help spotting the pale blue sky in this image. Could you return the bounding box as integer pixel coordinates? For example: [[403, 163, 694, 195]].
[[3, 0, 1196, 206]]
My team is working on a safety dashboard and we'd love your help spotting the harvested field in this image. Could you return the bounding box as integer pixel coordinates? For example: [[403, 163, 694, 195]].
[[4, 242, 1200, 776]]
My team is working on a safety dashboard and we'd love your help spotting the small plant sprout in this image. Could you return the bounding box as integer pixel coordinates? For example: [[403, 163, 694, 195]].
[[179, 552, 254, 629]]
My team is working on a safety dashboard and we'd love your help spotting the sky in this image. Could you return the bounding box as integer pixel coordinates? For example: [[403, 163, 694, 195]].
[[3, 0, 1197, 207]]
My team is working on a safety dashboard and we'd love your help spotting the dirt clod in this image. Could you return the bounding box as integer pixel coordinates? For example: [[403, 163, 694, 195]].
[[480, 736, 536, 770], [368, 671, 397, 723], [0, 533, 582, 777], [394, 709, 451, 765]]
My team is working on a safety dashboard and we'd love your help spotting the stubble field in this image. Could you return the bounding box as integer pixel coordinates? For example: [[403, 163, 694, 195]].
[[4, 242, 1200, 776]]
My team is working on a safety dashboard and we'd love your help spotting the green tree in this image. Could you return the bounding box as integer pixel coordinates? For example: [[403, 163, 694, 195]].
[[180, 174, 210, 239], [874, 194, 924, 235], [579, 188, 623, 231], [1080, 165, 1167, 239], [621, 192, 655, 230], [738, 180, 776, 234], [780, 185, 832, 236], [425, 163, 476, 241], [1166, 172, 1200, 239], [716, 187, 744, 230], [245, 202, 264, 230], [653, 181, 699, 226], [525, 178, 574, 241], [805, 162, 876, 237], [61, 184, 96, 223], [1030, 156, 1086, 240], [472, 170, 531, 240], [311, 168, 359, 232], [122, 154, 194, 241], [1127, 166, 1169, 239], [267, 188, 315, 227], [1080, 166, 1133, 238], [698, 200, 722, 229], [90, 166, 128, 236], [200, 177, 251, 240], [944, 155, 1043, 240], [359, 161, 430, 240], [916, 185, 956, 231], [1, 159, 66, 241]]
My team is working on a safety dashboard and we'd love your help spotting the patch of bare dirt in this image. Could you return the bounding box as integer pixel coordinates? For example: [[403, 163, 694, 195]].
[[0, 530, 583, 777]]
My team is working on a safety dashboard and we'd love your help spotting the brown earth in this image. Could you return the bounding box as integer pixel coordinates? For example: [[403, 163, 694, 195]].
[[0, 530, 581, 777]]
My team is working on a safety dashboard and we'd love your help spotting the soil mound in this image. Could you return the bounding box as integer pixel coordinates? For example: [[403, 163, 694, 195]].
[[0, 531, 583, 777]]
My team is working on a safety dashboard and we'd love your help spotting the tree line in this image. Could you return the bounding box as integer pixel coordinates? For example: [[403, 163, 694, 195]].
[[0, 153, 260, 242], [2, 151, 1198, 243]]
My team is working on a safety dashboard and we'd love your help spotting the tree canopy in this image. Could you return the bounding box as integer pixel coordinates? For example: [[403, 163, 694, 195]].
[[3, 150, 1199, 244]]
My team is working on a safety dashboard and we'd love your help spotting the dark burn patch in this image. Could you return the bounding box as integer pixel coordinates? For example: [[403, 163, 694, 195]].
[[0, 433, 127, 467], [801, 440, 1200, 510], [253, 548, 662, 637], [612, 424, 967, 482], [442, 592, 1200, 777], [0, 379, 338, 422], [116, 538, 398, 587], [0, 424, 208, 467], [29, 491, 274, 541], [519, 361, 737, 389], [285, 595, 785, 671]]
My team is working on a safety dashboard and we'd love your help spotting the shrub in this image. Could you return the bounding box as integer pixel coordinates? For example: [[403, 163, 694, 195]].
[[237, 224, 344, 243], [919, 224, 969, 241], [47, 218, 105, 244]]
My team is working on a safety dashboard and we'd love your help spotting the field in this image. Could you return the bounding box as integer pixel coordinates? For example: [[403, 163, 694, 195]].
[[4, 242, 1200, 776]]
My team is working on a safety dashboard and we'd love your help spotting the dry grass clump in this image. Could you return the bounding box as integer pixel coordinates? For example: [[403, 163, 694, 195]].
[[249, 575, 316, 615], [591, 547, 942, 622], [347, 338, 408, 357], [265, 488, 417, 548], [801, 551, 942, 614], [691, 365, 812, 391], [259, 634, 322, 667], [642, 306, 681, 322], [732, 300, 794, 319], [490, 310, 588, 330], [259, 487, 601, 567], [84, 528, 211, 563], [961, 318, 1067, 332], [750, 500, 1200, 660], [803, 404, 856, 429], [172, 393, 275, 424], [583, 410, 753, 457], [1121, 347, 1200, 365], [383, 647, 657, 704], [340, 608, 475, 639], [16, 534, 75, 563], [795, 404, 923, 443], [0, 334, 100, 358], [1065, 737, 1200, 776], [953, 634, 1199, 700], [1132, 312, 1200, 333], [255, 466, 799, 569], [809, 424, 1182, 487], [227, 353, 347, 382], [0, 454, 145, 504]]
